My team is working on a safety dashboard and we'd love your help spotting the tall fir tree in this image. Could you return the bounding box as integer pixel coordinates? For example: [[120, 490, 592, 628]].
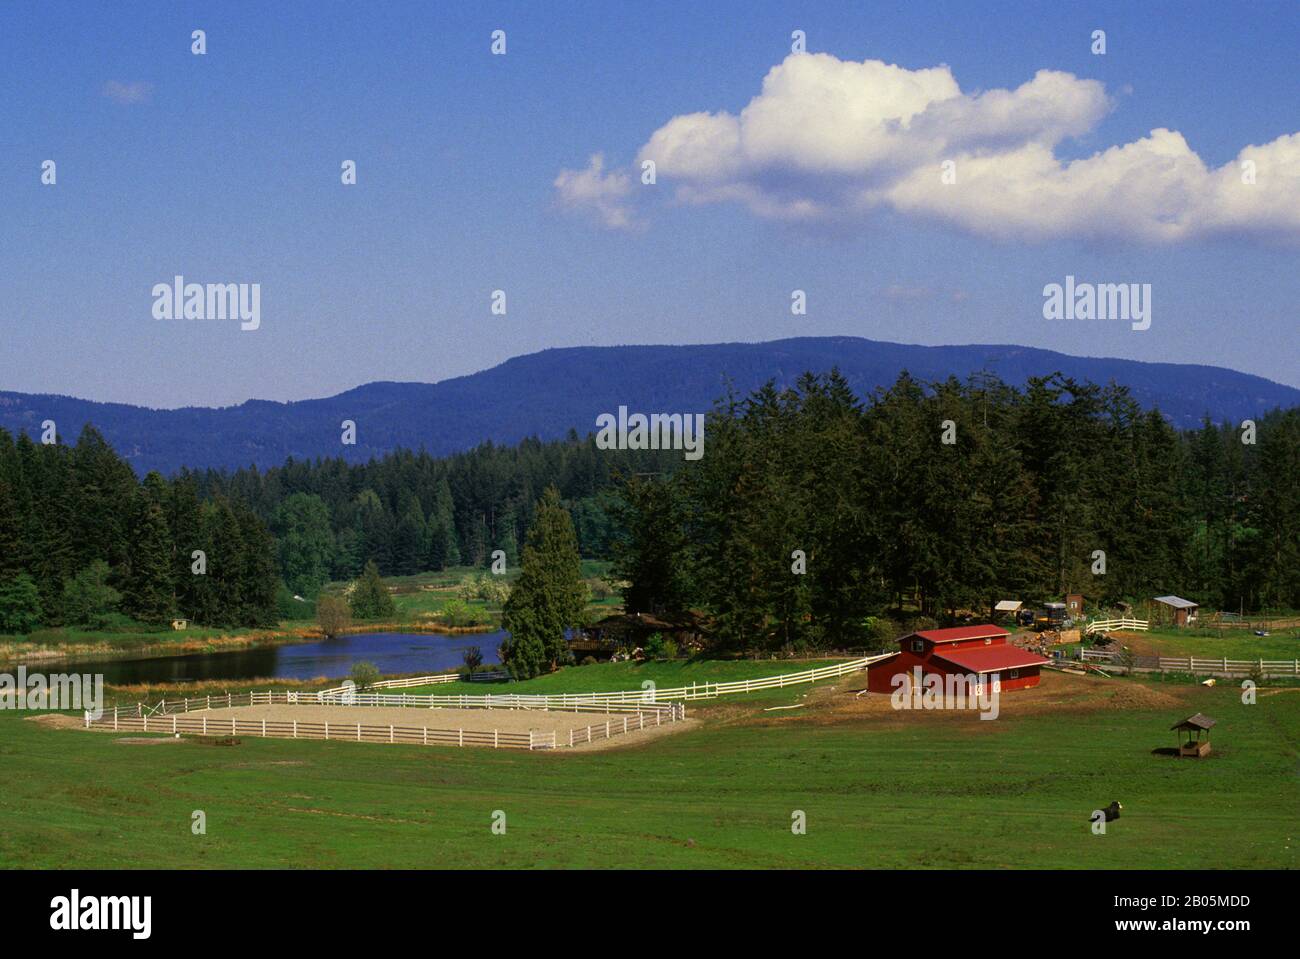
[[501, 487, 587, 677]]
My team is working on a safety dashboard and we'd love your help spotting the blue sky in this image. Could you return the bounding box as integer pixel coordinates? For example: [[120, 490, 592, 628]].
[[3, 0, 1298, 408]]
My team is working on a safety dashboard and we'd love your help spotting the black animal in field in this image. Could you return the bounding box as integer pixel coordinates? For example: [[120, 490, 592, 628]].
[[1092, 801, 1123, 823]]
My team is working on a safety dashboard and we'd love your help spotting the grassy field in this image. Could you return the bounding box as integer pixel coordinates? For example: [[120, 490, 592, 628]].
[[2, 670, 1295, 869], [333, 562, 620, 627], [1069, 625, 1300, 661], [393, 657, 848, 695]]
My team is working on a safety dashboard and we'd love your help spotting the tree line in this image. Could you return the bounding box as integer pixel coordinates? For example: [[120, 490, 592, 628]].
[[610, 370, 1300, 653], [0, 426, 277, 632], [187, 437, 680, 597], [4, 369, 1296, 653]]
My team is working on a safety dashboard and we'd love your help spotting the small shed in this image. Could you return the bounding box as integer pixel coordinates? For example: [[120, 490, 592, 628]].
[[1065, 593, 1084, 616], [993, 600, 1022, 621], [1154, 595, 1199, 627], [1171, 713, 1215, 757]]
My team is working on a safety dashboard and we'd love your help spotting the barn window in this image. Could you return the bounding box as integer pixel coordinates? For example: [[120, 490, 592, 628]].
[[911, 639, 924, 653], [1009, 669, 1020, 679], [984, 638, 992, 645]]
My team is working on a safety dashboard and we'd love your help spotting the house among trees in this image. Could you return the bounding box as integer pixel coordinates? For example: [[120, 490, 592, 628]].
[[867, 625, 1051, 694], [1153, 595, 1199, 627], [582, 610, 707, 655]]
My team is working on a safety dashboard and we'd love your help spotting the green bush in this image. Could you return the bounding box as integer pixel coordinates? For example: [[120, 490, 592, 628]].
[[0, 574, 42, 635], [643, 633, 678, 660], [442, 598, 489, 628], [349, 660, 381, 690]]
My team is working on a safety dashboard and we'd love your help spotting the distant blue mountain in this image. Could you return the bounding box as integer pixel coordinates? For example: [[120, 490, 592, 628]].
[[2, 337, 1296, 475]]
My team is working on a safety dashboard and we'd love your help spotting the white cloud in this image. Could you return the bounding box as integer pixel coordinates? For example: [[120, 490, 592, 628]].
[[566, 52, 1300, 243], [552, 153, 636, 230], [102, 80, 153, 104]]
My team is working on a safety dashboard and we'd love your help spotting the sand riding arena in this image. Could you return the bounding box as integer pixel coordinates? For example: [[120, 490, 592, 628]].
[[82, 690, 689, 751]]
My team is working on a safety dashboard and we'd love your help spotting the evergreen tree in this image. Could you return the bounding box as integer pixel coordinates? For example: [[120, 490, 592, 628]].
[[0, 573, 42, 634], [501, 487, 587, 677], [272, 493, 336, 597], [123, 496, 175, 623], [349, 560, 396, 619], [62, 561, 122, 630]]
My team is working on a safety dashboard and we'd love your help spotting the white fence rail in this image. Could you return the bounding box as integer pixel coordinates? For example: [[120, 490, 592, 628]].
[[317, 654, 889, 709], [1080, 648, 1299, 678], [1085, 618, 1150, 635], [317, 671, 507, 695], [84, 692, 686, 751], [87, 655, 883, 749]]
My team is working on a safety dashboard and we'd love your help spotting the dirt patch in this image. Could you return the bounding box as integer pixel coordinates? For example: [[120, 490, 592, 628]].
[[92, 702, 694, 751], [23, 713, 84, 730], [753, 670, 1191, 729], [113, 737, 185, 746]]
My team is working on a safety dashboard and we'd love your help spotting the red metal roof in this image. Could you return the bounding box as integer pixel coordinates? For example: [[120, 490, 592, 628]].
[[910, 625, 1009, 645], [931, 645, 1050, 674]]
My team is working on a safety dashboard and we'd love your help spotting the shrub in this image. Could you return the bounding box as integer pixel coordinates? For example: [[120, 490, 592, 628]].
[[349, 660, 381, 690], [644, 633, 677, 660], [462, 645, 484, 671], [442, 598, 489, 628], [0, 574, 42, 635], [349, 562, 396, 620], [277, 583, 315, 621], [316, 595, 352, 639]]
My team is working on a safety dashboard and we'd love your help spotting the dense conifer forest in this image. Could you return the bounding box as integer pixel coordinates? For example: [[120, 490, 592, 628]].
[[2, 370, 1296, 645]]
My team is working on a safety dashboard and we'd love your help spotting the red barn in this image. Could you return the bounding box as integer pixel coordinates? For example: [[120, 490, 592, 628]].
[[867, 625, 1050, 694]]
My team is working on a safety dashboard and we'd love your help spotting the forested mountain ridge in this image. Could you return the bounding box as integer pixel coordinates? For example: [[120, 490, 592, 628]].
[[3, 337, 1296, 475]]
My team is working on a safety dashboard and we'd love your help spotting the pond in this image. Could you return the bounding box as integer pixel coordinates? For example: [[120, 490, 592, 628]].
[[61, 631, 507, 686]]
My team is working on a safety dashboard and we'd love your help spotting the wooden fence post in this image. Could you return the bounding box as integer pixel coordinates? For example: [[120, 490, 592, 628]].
[[357, 723, 361, 742]]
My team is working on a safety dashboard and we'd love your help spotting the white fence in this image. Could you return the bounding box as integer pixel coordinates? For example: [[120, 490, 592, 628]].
[[84, 691, 685, 751], [319, 671, 508, 694], [87, 655, 884, 750], [315, 654, 890, 710], [1080, 648, 1300, 678], [1085, 618, 1150, 635]]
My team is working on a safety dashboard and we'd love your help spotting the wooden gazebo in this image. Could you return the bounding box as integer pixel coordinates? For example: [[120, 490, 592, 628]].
[[1171, 713, 1215, 758]]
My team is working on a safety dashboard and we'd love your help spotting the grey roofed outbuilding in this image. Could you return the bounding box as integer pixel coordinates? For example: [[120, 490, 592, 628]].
[[1153, 595, 1199, 609], [994, 600, 1022, 612], [1171, 713, 1216, 731]]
